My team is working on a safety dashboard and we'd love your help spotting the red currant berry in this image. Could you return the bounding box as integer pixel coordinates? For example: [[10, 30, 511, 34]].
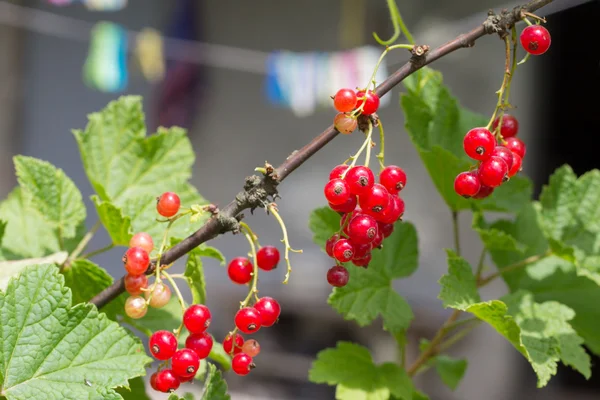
[[150, 372, 159, 391], [520, 25, 551, 55], [256, 246, 280, 271], [508, 152, 523, 177], [124, 273, 148, 296], [473, 185, 494, 199], [334, 113, 358, 134], [154, 369, 180, 393], [491, 146, 514, 171], [186, 332, 213, 360], [123, 247, 150, 276], [124, 295, 147, 319], [149, 330, 178, 360], [183, 304, 212, 334], [356, 90, 380, 116], [359, 183, 390, 215], [348, 214, 378, 244], [232, 353, 255, 376], [352, 252, 372, 267], [504, 137, 526, 159], [463, 128, 496, 161], [145, 282, 171, 308], [379, 165, 407, 194], [172, 348, 200, 379], [333, 88, 358, 112], [333, 238, 354, 262], [327, 265, 349, 287], [329, 164, 350, 180], [340, 208, 362, 231], [235, 307, 262, 334], [329, 195, 358, 213], [478, 156, 509, 188], [129, 232, 154, 254], [344, 166, 375, 196], [371, 230, 383, 249], [454, 171, 481, 198], [156, 192, 181, 217], [351, 242, 372, 258], [227, 257, 253, 284], [378, 222, 394, 238], [223, 333, 244, 355], [324, 178, 351, 206], [241, 339, 261, 357], [492, 115, 519, 138], [325, 234, 340, 257], [380, 195, 404, 224], [254, 296, 281, 327]]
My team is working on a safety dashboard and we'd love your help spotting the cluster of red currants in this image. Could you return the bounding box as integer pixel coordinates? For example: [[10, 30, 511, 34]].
[[148, 304, 213, 393], [122, 192, 182, 318], [332, 88, 381, 134], [225, 246, 282, 375], [454, 115, 525, 199], [323, 164, 406, 287]]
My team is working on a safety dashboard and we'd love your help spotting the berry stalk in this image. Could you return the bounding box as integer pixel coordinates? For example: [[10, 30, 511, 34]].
[[161, 271, 187, 338], [376, 120, 386, 171], [486, 35, 513, 136], [267, 203, 302, 284]]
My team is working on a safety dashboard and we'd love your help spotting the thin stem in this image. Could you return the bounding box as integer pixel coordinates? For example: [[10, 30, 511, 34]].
[[372, 0, 415, 45], [240, 227, 260, 306], [521, 11, 546, 23], [64, 220, 101, 267], [517, 53, 531, 65], [474, 248, 487, 281], [162, 271, 187, 338], [268, 204, 302, 284], [477, 251, 550, 287], [446, 316, 479, 333], [80, 244, 114, 260], [502, 26, 518, 106], [364, 121, 374, 168], [451, 211, 461, 256], [486, 36, 512, 134], [341, 127, 375, 178], [437, 321, 482, 354], [240, 221, 261, 249], [397, 8, 415, 45], [522, 16, 534, 25], [376, 120, 386, 171]]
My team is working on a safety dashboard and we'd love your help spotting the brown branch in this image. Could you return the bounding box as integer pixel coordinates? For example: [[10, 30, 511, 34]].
[[90, 0, 553, 309]]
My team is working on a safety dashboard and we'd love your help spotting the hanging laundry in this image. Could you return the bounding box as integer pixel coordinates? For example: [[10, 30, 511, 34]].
[[83, 21, 128, 93], [83, 0, 128, 12], [265, 46, 389, 117], [135, 28, 165, 83], [46, 0, 75, 6]]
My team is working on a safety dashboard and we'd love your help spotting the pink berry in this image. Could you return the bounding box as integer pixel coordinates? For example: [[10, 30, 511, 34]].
[[347, 214, 378, 244], [327, 265, 349, 287], [124, 273, 148, 296], [223, 333, 244, 355], [253, 296, 281, 327], [509, 152, 523, 177], [183, 304, 212, 334], [124, 295, 147, 319], [154, 369, 180, 393], [492, 115, 519, 138], [344, 166, 375, 196], [333, 88, 358, 112], [478, 156, 509, 188], [379, 165, 407, 194], [324, 178, 351, 205], [491, 146, 514, 171], [359, 183, 390, 216], [156, 192, 181, 217], [454, 171, 481, 198], [520, 25, 551, 55], [256, 246, 280, 271], [129, 232, 154, 254], [329, 164, 350, 180], [329, 195, 358, 213], [333, 238, 354, 262], [227, 257, 253, 284], [235, 307, 262, 334], [325, 234, 340, 257], [463, 128, 496, 161], [149, 330, 178, 360], [123, 247, 150, 276], [171, 348, 200, 379], [355, 90, 380, 115], [241, 339, 261, 358], [186, 332, 214, 360], [504, 137, 526, 159], [334, 113, 358, 134], [232, 353, 254, 376], [145, 282, 171, 308]]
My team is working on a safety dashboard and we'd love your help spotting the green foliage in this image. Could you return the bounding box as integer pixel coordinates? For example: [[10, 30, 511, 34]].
[[92, 196, 132, 246], [0, 252, 68, 291], [0, 265, 151, 399], [116, 377, 150, 400], [433, 355, 467, 391], [201, 364, 231, 400], [400, 67, 532, 212], [309, 207, 418, 333], [309, 342, 413, 400]]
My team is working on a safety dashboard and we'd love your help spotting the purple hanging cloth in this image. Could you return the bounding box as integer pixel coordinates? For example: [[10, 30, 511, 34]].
[[152, 0, 205, 131]]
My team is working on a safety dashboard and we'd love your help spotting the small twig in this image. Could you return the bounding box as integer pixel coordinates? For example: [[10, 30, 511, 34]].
[[451, 211, 461, 256], [474, 248, 487, 281], [63, 220, 101, 268], [268, 203, 302, 284], [80, 244, 114, 260], [477, 251, 550, 287]]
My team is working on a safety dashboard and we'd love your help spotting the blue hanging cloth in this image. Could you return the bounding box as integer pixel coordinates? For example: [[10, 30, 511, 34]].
[[153, 0, 204, 131], [83, 21, 128, 93]]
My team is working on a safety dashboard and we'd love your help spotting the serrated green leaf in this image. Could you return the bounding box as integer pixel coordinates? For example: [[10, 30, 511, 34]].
[[538, 165, 579, 241], [0, 265, 151, 399], [207, 341, 231, 372], [466, 300, 526, 355], [409, 391, 429, 400], [438, 250, 481, 310], [327, 223, 418, 332], [309, 207, 341, 250], [0, 252, 68, 291], [62, 259, 125, 321], [473, 213, 524, 252], [434, 356, 467, 391], [185, 249, 206, 305], [195, 245, 226, 266], [116, 376, 150, 400], [309, 342, 413, 400], [401, 67, 532, 212], [14, 156, 86, 239], [201, 363, 230, 400], [92, 196, 132, 246]]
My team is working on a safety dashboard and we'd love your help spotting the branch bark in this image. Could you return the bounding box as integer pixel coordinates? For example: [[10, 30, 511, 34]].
[[90, 0, 553, 309]]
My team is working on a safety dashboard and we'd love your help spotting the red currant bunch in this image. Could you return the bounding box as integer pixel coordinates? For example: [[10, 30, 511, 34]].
[[323, 164, 406, 287], [332, 87, 381, 135], [148, 303, 214, 393], [454, 117, 525, 199]]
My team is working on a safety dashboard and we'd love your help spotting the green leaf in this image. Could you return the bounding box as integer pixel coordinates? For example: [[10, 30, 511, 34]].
[[434, 355, 467, 391], [309, 207, 341, 249], [116, 377, 150, 400], [0, 264, 151, 399], [185, 248, 207, 305], [327, 222, 418, 332], [538, 165, 579, 241], [14, 155, 86, 239], [92, 196, 132, 246], [438, 250, 481, 310], [195, 245, 226, 266], [201, 363, 230, 400], [400, 67, 532, 212], [472, 213, 524, 252], [0, 251, 68, 291], [206, 341, 232, 372], [62, 259, 125, 321], [309, 342, 413, 400]]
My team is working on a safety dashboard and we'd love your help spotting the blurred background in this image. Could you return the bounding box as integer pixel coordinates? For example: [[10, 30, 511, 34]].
[[0, 0, 599, 399]]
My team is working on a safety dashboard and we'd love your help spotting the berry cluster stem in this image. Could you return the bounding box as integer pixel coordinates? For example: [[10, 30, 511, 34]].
[[161, 270, 187, 338], [63, 220, 101, 269], [363, 121, 375, 168], [267, 204, 302, 284], [376, 120, 386, 171], [486, 35, 513, 136], [341, 124, 375, 179]]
